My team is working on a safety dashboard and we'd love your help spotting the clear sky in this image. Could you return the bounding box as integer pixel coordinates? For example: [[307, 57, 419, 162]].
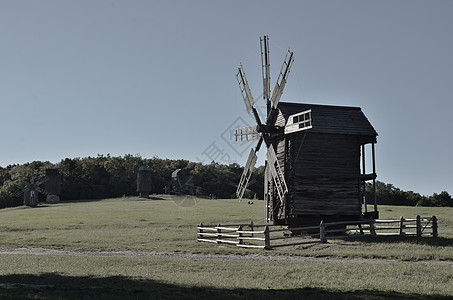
[[1, 0, 452, 196]]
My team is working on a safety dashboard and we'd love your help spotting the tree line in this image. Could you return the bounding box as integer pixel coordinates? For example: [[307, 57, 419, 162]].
[[366, 181, 452, 207], [0, 154, 451, 209], [0, 155, 263, 209]]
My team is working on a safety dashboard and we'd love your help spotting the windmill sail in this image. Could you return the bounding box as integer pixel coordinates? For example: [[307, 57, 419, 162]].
[[234, 126, 259, 143], [271, 49, 294, 108], [234, 36, 298, 209], [266, 145, 288, 203], [236, 64, 255, 114], [260, 35, 271, 101], [236, 148, 258, 200]]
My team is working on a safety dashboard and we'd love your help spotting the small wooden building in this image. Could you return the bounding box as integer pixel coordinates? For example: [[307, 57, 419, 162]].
[[266, 102, 378, 226]]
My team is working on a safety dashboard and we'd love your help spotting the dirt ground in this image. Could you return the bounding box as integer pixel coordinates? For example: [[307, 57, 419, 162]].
[[1, 247, 452, 266]]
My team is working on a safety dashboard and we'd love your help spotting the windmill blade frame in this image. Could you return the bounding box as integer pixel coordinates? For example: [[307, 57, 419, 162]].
[[270, 49, 294, 109], [260, 35, 271, 102], [34, 177, 49, 187], [234, 35, 295, 205], [236, 64, 255, 114], [266, 144, 288, 204], [234, 125, 260, 143], [236, 147, 258, 201], [34, 186, 50, 196]]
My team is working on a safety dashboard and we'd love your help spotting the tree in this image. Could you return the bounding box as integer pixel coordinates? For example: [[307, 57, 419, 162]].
[[1, 155, 451, 208], [429, 191, 453, 207]]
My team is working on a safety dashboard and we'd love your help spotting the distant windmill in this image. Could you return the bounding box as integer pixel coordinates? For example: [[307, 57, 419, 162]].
[[17, 169, 62, 207], [21, 170, 48, 207], [137, 165, 153, 198], [171, 169, 194, 195]]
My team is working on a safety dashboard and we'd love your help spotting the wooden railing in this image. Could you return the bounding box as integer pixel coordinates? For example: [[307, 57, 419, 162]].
[[197, 222, 267, 249], [197, 216, 438, 250], [372, 215, 438, 237]]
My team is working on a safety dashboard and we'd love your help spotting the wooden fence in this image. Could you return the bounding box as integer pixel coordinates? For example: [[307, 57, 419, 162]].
[[197, 216, 438, 250]]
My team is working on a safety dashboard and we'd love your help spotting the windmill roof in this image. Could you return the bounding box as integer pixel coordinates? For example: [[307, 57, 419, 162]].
[[278, 102, 378, 137]]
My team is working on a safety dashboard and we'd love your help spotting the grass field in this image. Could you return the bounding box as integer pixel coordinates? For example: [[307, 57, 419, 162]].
[[0, 196, 452, 299]]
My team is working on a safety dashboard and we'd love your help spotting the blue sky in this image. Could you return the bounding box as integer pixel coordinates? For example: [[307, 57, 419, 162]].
[[1, 0, 452, 196]]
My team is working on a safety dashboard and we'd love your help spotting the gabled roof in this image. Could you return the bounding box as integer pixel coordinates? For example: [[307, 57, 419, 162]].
[[278, 102, 378, 137]]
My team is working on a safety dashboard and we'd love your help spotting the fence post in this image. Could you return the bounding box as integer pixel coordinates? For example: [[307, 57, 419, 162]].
[[264, 225, 271, 249], [217, 223, 221, 243], [320, 220, 327, 243], [198, 222, 203, 240], [238, 225, 243, 245], [416, 215, 422, 237], [399, 216, 404, 235], [369, 219, 376, 236], [250, 220, 254, 237], [358, 223, 364, 235], [432, 216, 438, 238]]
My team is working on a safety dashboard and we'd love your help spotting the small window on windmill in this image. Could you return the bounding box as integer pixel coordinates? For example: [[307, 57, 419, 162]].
[[285, 109, 312, 134]]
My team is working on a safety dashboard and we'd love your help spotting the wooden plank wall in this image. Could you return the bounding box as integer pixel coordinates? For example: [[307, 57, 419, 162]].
[[287, 132, 362, 216]]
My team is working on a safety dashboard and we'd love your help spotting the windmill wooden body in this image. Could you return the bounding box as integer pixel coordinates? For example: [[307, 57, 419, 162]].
[[235, 36, 378, 226], [44, 169, 62, 203], [137, 165, 153, 198]]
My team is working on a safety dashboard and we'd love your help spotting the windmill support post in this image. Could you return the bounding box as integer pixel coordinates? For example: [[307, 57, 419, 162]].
[[362, 144, 367, 214], [372, 143, 377, 213]]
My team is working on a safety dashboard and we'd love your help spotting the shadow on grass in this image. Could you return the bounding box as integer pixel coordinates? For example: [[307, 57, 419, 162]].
[[147, 196, 166, 200], [55, 198, 109, 204], [0, 273, 450, 300], [345, 235, 453, 247], [57, 196, 168, 204]]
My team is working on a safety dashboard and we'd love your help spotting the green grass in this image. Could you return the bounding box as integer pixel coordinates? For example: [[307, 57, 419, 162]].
[[0, 196, 262, 252], [0, 196, 453, 299], [0, 254, 452, 299], [0, 196, 451, 259]]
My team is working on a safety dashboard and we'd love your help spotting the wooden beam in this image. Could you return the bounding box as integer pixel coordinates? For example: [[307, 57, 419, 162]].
[[362, 144, 367, 213], [372, 143, 378, 213]]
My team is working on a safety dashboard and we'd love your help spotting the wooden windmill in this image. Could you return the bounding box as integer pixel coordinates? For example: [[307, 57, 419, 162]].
[[21, 170, 48, 207], [137, 165, 153, 198], [171, 169, 194, 195], [235, 36, 378, 226], [18, 169, 62, 206]]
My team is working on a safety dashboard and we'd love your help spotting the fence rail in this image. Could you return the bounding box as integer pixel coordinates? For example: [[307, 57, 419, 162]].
[[197, 215, 438, 250]]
